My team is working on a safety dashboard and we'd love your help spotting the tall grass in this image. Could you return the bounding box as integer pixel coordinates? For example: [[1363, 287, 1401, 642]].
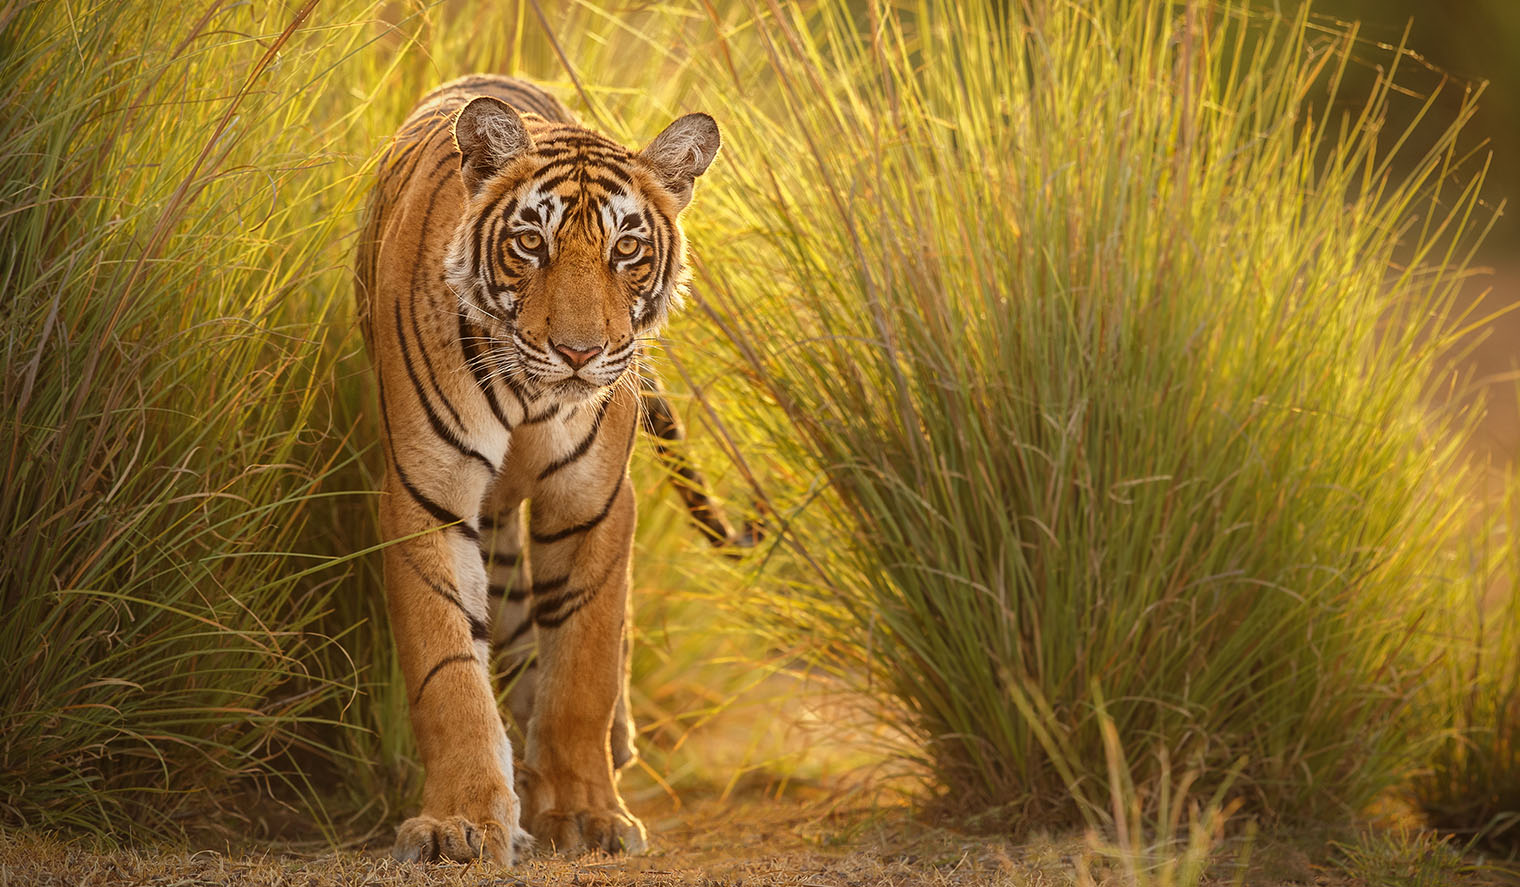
[[1413, 498, 1520, 852], [2, 0, 1507, 852], [695, 0, 1497, 827], [0, 0, 779, 841], [0, 1, 373, 837]]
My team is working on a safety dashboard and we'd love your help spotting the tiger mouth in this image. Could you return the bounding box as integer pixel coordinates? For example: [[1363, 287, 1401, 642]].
[[517, 365, 619, 404], [482, 333, 625, 404]]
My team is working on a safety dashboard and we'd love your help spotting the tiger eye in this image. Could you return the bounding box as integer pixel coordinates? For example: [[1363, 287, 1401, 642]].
[[515, 231, 543, 252], [614, 236, 641, 258]]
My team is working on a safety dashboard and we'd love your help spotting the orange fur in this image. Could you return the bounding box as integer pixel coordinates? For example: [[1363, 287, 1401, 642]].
[[354, 75, 719, 863]]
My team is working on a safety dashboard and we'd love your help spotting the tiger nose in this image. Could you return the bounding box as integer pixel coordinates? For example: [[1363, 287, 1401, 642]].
[[552, 340, 605, 370]]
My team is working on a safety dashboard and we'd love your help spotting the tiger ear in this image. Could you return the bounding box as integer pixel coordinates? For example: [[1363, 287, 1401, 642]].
[[639, 113, 721, 211], [453, 96, 532, 196]]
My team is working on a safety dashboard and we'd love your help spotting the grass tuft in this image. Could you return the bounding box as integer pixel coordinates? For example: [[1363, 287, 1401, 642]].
[[1412, 492, 1520, 853], [696, 0, 1498, 829], [0, 0, 367, 839]]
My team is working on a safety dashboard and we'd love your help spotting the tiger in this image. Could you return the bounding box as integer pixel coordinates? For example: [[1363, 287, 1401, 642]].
[[353, 74, 723, 864]]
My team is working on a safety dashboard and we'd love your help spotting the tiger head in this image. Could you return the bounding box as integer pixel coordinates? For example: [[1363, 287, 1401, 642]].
[[443, 96, 720, 404]]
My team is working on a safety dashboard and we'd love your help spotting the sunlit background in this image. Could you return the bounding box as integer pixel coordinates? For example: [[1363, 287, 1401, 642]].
[[1320, 0, 1519, 463], [2, 0, 1518, 881]]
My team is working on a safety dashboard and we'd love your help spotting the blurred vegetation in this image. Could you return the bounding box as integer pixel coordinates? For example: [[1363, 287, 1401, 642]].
[[0, 0, 1515, 869], [1306, 0, 1520, 853], [1313, 0, 1518, 250], [0, 0, 366, 837], [1412, 493, 1520, 852]]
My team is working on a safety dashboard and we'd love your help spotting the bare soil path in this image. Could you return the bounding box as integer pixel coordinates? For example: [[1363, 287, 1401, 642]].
[[2, 795, 1515, 887]]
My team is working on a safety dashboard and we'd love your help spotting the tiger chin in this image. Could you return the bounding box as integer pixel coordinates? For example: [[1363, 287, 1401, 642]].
[[354, 74, 720, 864]]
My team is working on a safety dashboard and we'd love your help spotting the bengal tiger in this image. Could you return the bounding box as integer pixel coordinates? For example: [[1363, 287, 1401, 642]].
[[354, 74, 724, 864]]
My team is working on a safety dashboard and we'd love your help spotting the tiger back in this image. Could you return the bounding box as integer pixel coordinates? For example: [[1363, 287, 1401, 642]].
[[355, 74, 720, 864]]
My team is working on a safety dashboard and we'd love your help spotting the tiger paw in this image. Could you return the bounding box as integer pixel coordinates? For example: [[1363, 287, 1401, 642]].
[[391, 812, 531, 864], [527, 807, 647, 855]]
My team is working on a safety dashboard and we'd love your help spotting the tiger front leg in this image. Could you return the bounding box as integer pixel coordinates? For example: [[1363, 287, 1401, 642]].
[[381, 462, 527, 864], [482, 492, 637, 772], [520, 474, 646, 854]]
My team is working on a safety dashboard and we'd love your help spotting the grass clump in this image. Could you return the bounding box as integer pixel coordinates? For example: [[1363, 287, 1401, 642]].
[[698, 0, 1495, 828], [0, 0, 397, 839], [1331, 827, 1490, 886], [1412, 502, 1520, 853]]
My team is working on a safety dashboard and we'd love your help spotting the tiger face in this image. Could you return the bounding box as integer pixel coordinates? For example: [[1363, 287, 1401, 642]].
[[444, 97, 720, 405]]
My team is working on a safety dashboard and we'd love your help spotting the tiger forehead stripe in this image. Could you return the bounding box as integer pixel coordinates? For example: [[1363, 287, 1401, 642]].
[[533, 138, 630, 166], [599, 191, 644, 237], [530, 165, 633, 198], [535, 128, 627, 150], [528, 138, 637, 185], [514, 189, 567, 229]]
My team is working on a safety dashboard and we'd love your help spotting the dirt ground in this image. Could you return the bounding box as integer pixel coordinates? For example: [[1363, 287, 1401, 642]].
[[0, 799, 1090, 887], [2, 794, 1517, 887]]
